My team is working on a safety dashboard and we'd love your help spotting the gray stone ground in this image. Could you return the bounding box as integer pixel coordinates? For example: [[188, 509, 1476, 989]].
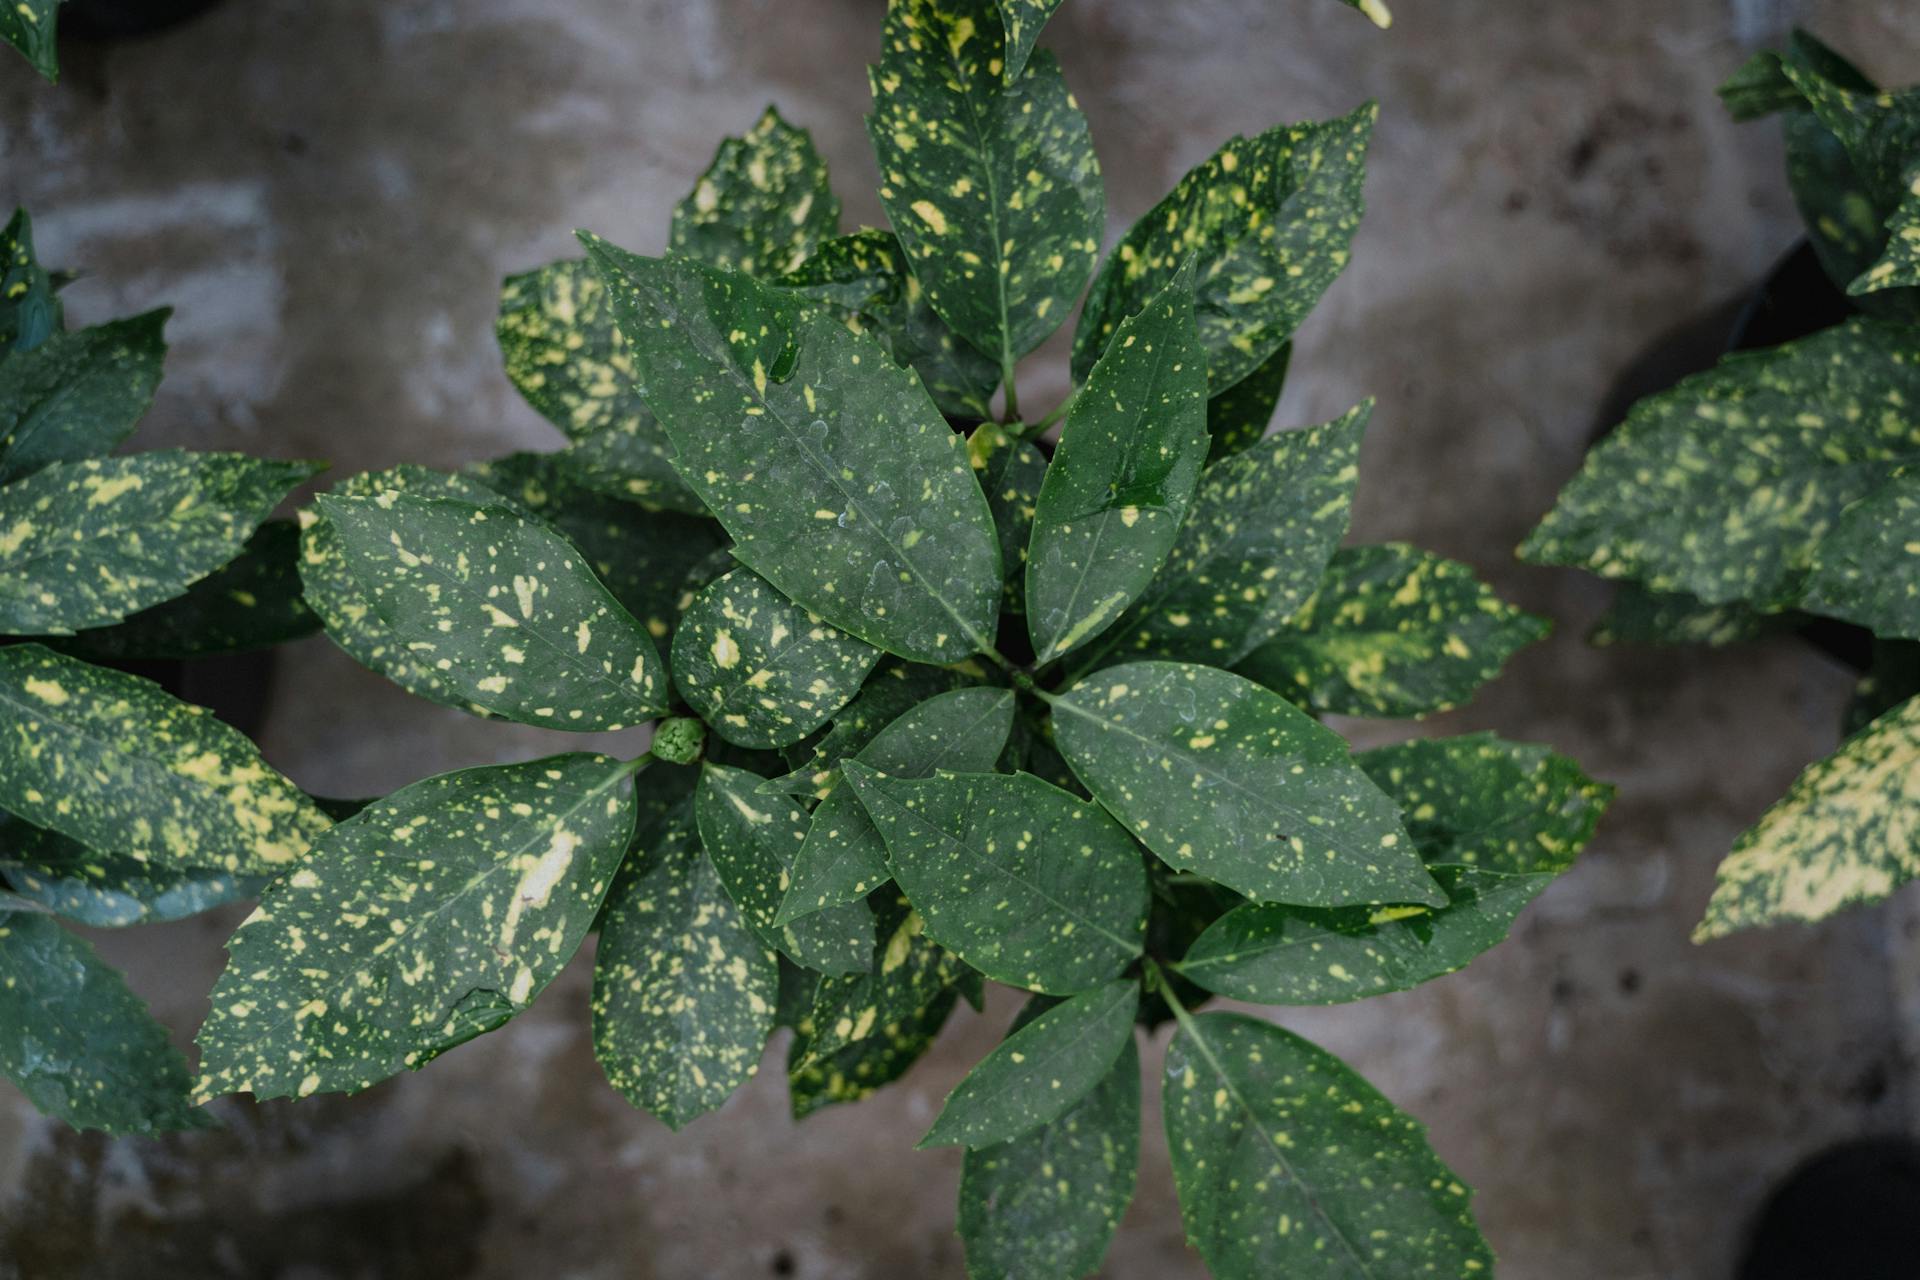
[[2, 1, 1918, 1276]]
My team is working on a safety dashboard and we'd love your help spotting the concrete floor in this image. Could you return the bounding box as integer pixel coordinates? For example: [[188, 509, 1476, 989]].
[[2, 0, 1919, 1276]]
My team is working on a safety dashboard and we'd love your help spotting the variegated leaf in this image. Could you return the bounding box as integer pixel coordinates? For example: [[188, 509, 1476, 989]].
[[1334, 0, 1393, 27], [0, 309, 168, 484], [317, 491, 667, 730], [1804, 469, 1920, 639], [867, 0, 1103, 370], [993, 0, 1066, 82], [957, 997, 1139, 1280], [0, 912, 209, 1133], [0, 0, 58, 81], [581, 239, 1002, 665], [1165, 1012, 1492, 1278], [780, 686, 1014, 924], [844, 763, 1148, 994], [0, 644, 329, 874], [1205, 342, 1290, 462], [0, 209, 60, 353], [1590, 582, 1788, 649], [791, 891, 970, 1067], [1026, 268, 1208, 666], [1697, 694, 1920, 939], [921, 976, 1136, 1149], [672, 106, 842, 278], [1521, 319, 1920, 611], [0, 451, 318, 634], [1050, 660, 1440, 908], [1238, 543, 1550, 718], [194, 753, 639, 1101], [1070, 402, 1366, 675], [694, 762, 874, 976], [466, 450, 728, 645], [301, 465, 510, 715], [1178, 734, 1610, 1004], [789, 988, 957, 1119], [966, 421, 1047, 616], [671, 567, 880, 749], [777, 228, 999, 421], [61, 519, 319, 661], [0, 810, 266, 926], [762, 659, 971, 799], [592, 794, 777, 1129], [1073, 105, 1374, 394]]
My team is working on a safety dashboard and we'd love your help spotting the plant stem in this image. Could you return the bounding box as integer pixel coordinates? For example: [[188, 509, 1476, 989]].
[[1031, 390, 1075, 436], [1144, 957, 1195, 1029], [1000, 350, 1021, 423]]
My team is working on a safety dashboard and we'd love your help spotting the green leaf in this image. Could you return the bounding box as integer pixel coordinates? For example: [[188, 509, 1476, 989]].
[[672, 106, 842, 278], [0, 913, 209, 1133], [790, 988, 957, 1119], [1522, 319, 1920, 609], [1334, 0, 1393, 27], [922, 976, 1135, 1148], [466, 450, 728, 644], [1205, 342, 1290, 462], [59, 519, 318, 661], [844, 763, 1147, 993], [781, 686, 1014, 924], [694, 763, 874, 975], [1074, 105, 1374, 393], [671, 566, 880, 749], [1050, 660, 1440, 908], [301, 465, 510, 715], [867, 0, 1103, 366], [777, 228, 999, 421], [0, 209, 60, 353], [993, 0, 1066, 82], [791, 892, 970, 1066], [1164, 1011, 1491, 1277], [762, 658, 971, 799], [1178, 734, 1610, 1004], [1026, 269, 1208, 666], [1697, 693, 1920, 939], [582, 240, 1003, 665], [0, 810, 266, 926], [496, 260, 705, 513], [1803, 469, 1920, 638], [0, 451, 317, 634], [0, 0, 58, 81], [957, 999, 1139, 1280], [1238, 542, 1550, 718], [1071, 401, 1366, 675], [0, 644, 329, 873], [195, 753, 638, 1102], [0, 310, 168, 484], [317, 491, 667, 730], [592, 795, 777, 1129], [1590, 582, 1789, 649]]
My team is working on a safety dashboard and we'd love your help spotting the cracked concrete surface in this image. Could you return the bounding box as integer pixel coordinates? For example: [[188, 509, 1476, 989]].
[[2, 1, 1919, 1276]]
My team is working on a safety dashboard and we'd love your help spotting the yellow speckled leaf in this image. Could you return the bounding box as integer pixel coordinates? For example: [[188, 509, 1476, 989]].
[[0, 0, 59, 81], [867, 0, 1103, 368], [1239, 542, 1550, 718], [0, 644, 330, 874], [1697, 694, 1920, 940], [672, 105, 842, 279], [1521, 319, 1920, 611], [1334, 0, 1393, 28], [0, 450, 319, 635], [0, 209, 60, 352], [1073, 104, 1374, 395], [194, 752, 639, 1102], [993, 0, 1066, 82], [0, 309, 169, 484], [317, 491, 667, 731], [592, 794, 777, 1130], [671, 566, 880, 750]]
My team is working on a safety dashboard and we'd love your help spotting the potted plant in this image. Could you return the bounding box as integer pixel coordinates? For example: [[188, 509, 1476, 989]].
[[0, 206, 328, 1134], [1524, 30, 1920, 942]]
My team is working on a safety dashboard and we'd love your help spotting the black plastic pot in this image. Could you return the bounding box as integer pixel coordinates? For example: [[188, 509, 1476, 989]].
[[1591, 241, 1872, 671], [59, 0, 224, 43], [1738, 1138, 1920, 1280]]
